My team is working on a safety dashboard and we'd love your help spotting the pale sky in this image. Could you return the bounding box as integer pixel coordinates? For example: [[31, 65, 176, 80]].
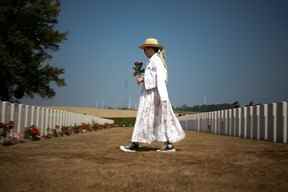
[[22, 0, 288, 108]]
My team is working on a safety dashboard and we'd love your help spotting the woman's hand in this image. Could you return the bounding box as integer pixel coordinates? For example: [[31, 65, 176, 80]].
[[136, 75, 144, 84]]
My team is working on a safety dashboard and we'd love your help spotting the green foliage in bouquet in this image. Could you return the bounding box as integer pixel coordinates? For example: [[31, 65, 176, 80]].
[[133, 61, 145, 76]]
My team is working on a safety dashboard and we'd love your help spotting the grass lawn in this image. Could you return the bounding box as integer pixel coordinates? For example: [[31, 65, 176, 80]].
[[0, 127, 288, 192]]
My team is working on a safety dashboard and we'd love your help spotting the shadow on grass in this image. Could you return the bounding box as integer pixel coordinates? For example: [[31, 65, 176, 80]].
[[137, 146, 159, 152], [118, 145, 182, 152]]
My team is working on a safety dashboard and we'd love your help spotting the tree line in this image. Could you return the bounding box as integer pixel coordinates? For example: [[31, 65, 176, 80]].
[[174, 101, 262, 112]]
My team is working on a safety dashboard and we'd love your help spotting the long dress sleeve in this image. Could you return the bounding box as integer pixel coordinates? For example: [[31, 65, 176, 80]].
[[143, 65, 157, 90]]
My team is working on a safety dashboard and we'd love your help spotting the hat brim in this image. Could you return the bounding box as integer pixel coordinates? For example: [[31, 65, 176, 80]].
[[139, 44, 163, 49]]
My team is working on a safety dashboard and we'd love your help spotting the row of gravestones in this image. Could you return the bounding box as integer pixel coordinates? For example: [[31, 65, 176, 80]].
[[0, 101, 114, 137], [179, 101, 288, 144]]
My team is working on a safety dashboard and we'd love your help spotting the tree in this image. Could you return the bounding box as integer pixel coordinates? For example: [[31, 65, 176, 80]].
[[0, 0, 67, 103]]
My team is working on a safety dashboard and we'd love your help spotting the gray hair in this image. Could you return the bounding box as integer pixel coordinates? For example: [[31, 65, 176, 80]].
[[157, 48, 168, 81]]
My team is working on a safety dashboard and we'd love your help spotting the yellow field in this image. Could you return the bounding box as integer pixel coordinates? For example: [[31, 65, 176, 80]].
[[50, 106, 194, 118], [51, 106, 138, 118]]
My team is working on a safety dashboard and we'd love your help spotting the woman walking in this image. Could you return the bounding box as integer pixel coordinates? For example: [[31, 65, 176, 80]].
[[120, 38, 185, 152]]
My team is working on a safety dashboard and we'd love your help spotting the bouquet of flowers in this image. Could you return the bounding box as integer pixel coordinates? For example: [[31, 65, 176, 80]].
[[133, 61, 145, 76], [133, 61, 145, 85]]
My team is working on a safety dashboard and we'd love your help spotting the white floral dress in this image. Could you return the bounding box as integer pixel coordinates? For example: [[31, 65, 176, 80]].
[[131, 53, 186, 144]]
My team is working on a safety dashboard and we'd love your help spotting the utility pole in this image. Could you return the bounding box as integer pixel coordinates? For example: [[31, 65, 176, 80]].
[[203, 96, 207, 105]]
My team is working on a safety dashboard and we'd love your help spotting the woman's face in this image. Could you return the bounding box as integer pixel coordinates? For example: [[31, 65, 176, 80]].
[[143, 47, 155, 58]]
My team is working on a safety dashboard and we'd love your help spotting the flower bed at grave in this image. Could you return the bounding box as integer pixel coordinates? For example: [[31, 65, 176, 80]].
[[0, 120, 117, 146]]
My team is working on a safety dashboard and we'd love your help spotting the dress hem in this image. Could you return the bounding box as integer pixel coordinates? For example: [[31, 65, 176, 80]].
[[131, 134, 186, 144]]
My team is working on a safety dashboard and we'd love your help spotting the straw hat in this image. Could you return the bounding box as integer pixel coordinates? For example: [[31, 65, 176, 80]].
[[139, 38, 163, 49]]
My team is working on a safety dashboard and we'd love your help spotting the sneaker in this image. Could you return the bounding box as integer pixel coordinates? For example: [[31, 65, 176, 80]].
[[156, 142, 176, 152], [120, 142, 139, 152]]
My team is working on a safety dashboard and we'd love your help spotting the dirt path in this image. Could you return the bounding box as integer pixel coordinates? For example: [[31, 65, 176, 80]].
[[0, 127, 288, 192]]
